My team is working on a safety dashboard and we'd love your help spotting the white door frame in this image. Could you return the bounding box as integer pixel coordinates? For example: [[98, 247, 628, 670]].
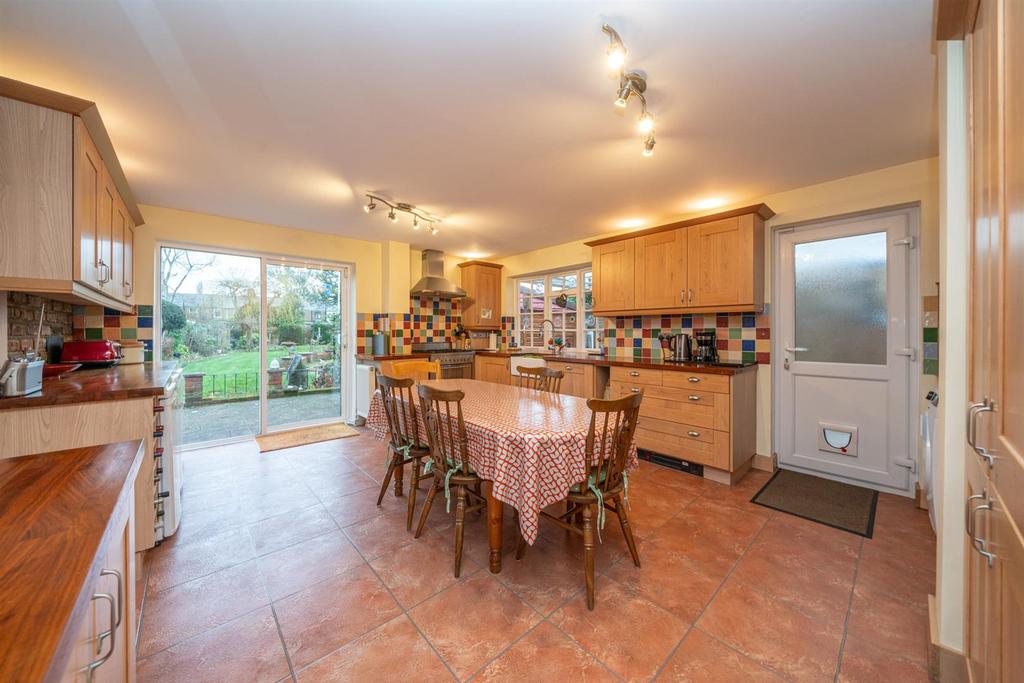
[[771, 203, 921, 496], [154, 241, 358, 448]]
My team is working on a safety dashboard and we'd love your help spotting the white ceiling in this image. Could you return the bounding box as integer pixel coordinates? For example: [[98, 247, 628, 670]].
[[0, 1, 937, 258]]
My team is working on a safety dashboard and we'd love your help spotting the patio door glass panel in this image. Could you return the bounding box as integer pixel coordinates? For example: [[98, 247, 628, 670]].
[[158, 247, 261, 445], [264, 261, 344, 431]]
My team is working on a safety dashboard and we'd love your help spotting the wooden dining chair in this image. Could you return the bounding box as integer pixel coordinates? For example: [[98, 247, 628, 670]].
[[513, 366, 564, 393], [414, 383, 486, 577], [376, 373, 434, 530], [383, 359, 441, 382], [516, 391, 643, 609]]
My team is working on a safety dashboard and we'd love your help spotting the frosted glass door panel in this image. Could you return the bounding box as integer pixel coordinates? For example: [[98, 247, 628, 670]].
[[793, 231, 887, 364]]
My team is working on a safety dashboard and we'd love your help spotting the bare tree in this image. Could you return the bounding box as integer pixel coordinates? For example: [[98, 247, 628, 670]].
[[160, 249, 216, 303]]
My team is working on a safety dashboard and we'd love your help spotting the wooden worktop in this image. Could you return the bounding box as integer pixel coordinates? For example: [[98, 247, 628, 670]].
[[0, 361, 178, 411], [474, 351, 757, 376], [355, 353, 430, 363], [0, 440, 144, 682]]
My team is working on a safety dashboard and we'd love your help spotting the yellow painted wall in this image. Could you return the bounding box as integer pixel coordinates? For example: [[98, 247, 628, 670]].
[[134, 204, 385, 312], [494, 157, 940, 458]]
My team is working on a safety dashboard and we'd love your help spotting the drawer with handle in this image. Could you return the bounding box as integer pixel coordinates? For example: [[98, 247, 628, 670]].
[[611, 382, 726, 430], [635, 424, 728, 469], [555, 362, 588, 376], [662, 371, 730, 394], [610, 366, 663, 386]]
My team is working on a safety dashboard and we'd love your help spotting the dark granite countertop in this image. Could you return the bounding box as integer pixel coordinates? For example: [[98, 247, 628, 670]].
[[474, 350, 757, 375], [0, 361, 179, 410]]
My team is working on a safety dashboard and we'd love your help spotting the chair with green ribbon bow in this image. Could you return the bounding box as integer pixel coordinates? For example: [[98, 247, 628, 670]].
[[376, 373, 433, 531], [414, 384, 486, 578], [516, 391, 644, 610]]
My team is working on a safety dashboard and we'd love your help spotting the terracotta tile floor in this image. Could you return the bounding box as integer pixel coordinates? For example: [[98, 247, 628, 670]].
[[136, 432, 935, 682]]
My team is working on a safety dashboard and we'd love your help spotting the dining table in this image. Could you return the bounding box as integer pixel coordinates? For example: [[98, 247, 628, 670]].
[[366, 378, 636, 573]]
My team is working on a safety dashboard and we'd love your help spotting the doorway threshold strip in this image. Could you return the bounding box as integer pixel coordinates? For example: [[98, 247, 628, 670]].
[[255, 423, 359, 452], [750, 469, 878, 538]]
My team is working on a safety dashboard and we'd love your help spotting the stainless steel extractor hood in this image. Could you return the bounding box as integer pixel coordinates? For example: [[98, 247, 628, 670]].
[[410, 249, 467, 298]]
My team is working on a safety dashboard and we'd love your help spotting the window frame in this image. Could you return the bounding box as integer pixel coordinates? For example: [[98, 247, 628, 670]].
[[514, 267, 600, 351]]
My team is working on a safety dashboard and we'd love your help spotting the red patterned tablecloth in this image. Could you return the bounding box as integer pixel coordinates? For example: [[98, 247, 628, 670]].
[[367, 378, 637, 544]]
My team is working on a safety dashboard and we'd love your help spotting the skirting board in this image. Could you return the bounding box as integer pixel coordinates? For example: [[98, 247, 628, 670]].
[[928, 595, 967, 682], [752, 452, 777, 472]]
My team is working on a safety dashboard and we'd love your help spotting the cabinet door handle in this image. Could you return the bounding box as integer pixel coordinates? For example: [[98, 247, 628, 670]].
[[97, 259, 110, 285], [968, 399, 996, 468], [680, 289, 686, 304], [86, 593, 116, 681], [971, 500, 997, 567], [688, 395, 701, 401], [965, 492, 985, 537], [688, 288, 694, 303], [630, 387, 641, 393], [687, 376, 700, 383], [100, 568, 123, 628], [687, 430, 700, 438], [628, 371, 640, 377]]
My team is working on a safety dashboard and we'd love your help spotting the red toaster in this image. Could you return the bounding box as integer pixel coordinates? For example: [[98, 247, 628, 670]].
[[62, 340, 123, 366]]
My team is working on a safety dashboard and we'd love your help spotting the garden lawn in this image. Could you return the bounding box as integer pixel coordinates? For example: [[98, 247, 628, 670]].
[[182, 346, 332, 399]]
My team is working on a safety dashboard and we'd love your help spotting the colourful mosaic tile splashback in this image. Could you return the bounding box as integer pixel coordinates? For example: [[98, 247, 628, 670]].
[[355, 297, 461, 355], [72, 304, 155, 361], [602, 306, 772, 364]]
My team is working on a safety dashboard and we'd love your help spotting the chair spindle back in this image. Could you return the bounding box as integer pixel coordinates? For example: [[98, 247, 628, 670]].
[[417, 384, 473, 477], [583, 392, 643, 493], [377, 373, 421, 448]]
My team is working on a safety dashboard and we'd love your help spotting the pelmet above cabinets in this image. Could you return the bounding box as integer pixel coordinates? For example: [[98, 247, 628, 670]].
[[0, 79, 142, 312], [587, 204, 772, 316]]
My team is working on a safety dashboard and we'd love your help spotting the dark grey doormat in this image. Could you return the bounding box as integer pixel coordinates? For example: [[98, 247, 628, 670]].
[[751, 469, 879, 538]]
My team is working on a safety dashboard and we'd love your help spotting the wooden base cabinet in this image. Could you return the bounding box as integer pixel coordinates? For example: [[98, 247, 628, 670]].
[[61, 481, 136, 683], [609, 366, 756, 484], [474, 355, 511, 384], [548, 360, 602, 399]]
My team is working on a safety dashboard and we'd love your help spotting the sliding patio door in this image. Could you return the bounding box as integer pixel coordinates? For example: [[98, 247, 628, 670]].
[[159, 246, 352, 446], [263, 260, 348, 432]]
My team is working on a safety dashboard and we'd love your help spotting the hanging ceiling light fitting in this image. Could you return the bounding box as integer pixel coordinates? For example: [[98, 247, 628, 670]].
[[364, 193, 442, 234], [602, 24, 657, 157]]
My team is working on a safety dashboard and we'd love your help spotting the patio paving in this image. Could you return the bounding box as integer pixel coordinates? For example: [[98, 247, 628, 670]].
[[182, 391, 344, 445]]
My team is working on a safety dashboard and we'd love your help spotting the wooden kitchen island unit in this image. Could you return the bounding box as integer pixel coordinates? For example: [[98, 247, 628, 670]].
[[0, 440, 143, 682]]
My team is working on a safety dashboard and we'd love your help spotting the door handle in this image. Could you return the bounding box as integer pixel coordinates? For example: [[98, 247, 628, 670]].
[[784, 346, 808, 354], [968, 399, 996, 468], [680, 289, 686, 304], [895, 347, 917, 361]]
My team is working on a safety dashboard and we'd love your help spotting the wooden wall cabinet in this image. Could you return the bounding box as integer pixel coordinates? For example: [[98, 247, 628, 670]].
[[592, 240, 635, 312], [1, 80, 142, 312], [458, 261, 502, 330], [474, 355, 511, 384], [587, 204, 771, 316]]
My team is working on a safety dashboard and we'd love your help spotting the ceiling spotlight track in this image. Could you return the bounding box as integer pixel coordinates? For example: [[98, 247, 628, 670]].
[[602, 24, 657, 157], [364, 193, 441, 235]]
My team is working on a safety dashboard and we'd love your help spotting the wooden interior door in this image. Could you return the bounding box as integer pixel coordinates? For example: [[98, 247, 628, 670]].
[[687, 216, 753, 307], [634, 229, 686, 309], [592, 240, 634, 312], [73, 117, 102, 286]]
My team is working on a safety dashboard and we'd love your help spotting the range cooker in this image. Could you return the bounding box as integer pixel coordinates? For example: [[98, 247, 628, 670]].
[[411, 342, 474, 379]]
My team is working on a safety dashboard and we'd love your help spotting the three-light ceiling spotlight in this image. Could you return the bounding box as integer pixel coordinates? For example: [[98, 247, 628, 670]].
[[363, 193, 441, 235], [602, 24, 656, 157]]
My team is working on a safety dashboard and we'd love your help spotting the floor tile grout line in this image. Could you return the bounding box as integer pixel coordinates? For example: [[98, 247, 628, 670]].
[[258, 564, 299, 682], [135, 602, 272, 663], [833, 537, 866, 683], [650, 508, 772, 681]]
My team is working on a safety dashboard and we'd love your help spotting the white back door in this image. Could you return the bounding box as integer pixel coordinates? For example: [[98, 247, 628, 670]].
[[775, 207, 917, 494]]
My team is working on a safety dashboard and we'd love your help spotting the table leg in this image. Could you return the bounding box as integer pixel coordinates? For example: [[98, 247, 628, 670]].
[[486, 481, 503, 573]]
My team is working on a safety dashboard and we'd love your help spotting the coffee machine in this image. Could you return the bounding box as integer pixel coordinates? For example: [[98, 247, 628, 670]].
[[693, 329, 719, 363]]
